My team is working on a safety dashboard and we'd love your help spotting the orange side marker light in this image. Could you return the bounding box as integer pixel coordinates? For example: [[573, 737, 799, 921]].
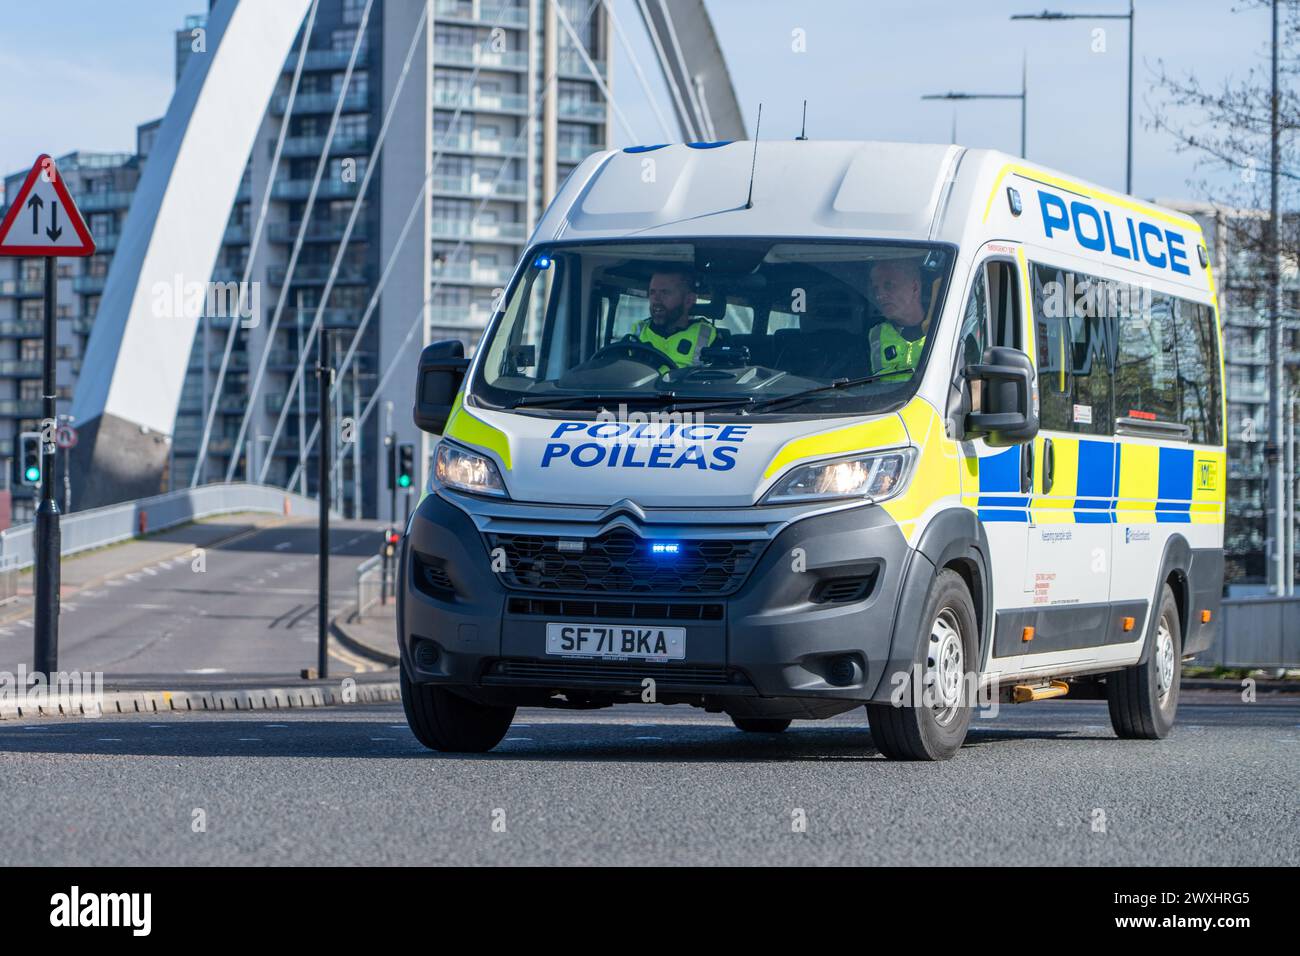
[[1022, 626, 1035, 643], [1121, 616, 1135, 632]]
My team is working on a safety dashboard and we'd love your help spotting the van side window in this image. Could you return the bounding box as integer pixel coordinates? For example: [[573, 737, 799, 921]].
[[1177, 302, 1223, 445], [1032, 263, 1114, 436], [1114, 289, 1178, 425]]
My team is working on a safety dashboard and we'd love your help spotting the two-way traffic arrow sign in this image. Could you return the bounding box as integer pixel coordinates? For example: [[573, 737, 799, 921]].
[[0, 154, 95, 257]]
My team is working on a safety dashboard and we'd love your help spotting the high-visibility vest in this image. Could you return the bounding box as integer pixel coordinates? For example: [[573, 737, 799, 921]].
[[869, 321, 926, 381], [634, 318, 718, 368]]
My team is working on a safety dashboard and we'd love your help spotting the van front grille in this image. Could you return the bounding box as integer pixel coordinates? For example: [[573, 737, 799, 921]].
[[487, 529, 762, 595]]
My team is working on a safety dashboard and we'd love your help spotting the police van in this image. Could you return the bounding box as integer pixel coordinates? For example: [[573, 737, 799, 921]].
[[399, 140, 1225, 760]]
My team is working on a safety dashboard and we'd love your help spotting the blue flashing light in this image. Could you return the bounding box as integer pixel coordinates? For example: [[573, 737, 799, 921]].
[[650, 542, 681, 556], [533, 254, 552, 270]]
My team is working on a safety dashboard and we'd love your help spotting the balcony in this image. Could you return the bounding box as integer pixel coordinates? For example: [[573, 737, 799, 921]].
[[9, 279, 44, 297], [432, 87, 528, 113], [431, 262, 513, 285], [429, 218, 527, 241], [73, 315, 95, 335], [0, 320, 44, 337], [270, 89, 369, 116], [77, 190, 133, 212], [435, 0, 529, 27], [266, 263, 369, 286], [94, 232, 122, 253], [434, 44, 528, 71], [558, 52, 605, 78], [1229, 382, 1268, 402], [429, 305, 494, 328], [271, 178, 361, 201], [298, 47, 371, 71], [433, 131, 527, 157], [281, 131, 371, 158], [266, 219, 370, 243], [223, 224, 250, 245], [0, 359, 44, 377], [558, 99, 606, 122], [557, 141, 600, 163], [431, 175, 526, 199], [73, 274, 108, 295], [0, 399, 44, 417]]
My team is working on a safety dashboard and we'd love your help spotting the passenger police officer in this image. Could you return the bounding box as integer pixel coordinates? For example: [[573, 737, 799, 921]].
[[868, 258, 928, 381]]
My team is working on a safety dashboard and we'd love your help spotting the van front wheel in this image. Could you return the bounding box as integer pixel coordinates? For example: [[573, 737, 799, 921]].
[[400, 658, 516, 753], [1107, 583, 1181, 740], [866, 569, 977, 761]]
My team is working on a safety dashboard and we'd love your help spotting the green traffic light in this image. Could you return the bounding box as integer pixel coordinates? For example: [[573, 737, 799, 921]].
[[24, 466, 40, 482], [398, 474, 412, 488]]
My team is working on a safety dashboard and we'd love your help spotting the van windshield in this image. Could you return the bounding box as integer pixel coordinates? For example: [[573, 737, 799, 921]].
[[470, 239, 955, 418]]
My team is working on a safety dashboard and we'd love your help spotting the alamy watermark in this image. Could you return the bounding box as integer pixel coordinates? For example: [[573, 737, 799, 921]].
[[0, 665, 105, 716], [151, 273, 260, 328]]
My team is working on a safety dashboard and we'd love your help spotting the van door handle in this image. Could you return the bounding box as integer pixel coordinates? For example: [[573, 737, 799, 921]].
[[1020, 441, 1033, 495], [1043, 438, 1055, 494]]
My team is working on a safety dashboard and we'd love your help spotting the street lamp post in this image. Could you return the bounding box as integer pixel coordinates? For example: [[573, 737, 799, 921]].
[[921, 57, 1028, 158], [1011, 2, 1135, 193]]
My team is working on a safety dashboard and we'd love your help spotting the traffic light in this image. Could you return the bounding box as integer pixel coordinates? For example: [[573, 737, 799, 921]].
[[18, 431, 41, 487], [397, 442, 415, 489]]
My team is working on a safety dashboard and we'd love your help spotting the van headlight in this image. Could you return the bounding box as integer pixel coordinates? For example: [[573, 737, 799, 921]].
[[434, 441, 508, 497], [762, 448, 915, 504]]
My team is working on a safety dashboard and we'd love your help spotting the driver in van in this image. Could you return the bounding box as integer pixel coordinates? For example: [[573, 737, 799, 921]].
[[868, 258, 929, 381], [634, 266, 719, 368]]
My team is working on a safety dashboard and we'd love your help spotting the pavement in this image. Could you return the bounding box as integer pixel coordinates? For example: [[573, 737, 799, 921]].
[[0, 690, 1293, 865], [0, 515, 392, 688]]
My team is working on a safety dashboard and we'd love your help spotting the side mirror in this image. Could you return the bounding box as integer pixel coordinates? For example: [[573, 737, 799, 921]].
[[413, 339, 470, 434], [964, 346, 1038, 447]]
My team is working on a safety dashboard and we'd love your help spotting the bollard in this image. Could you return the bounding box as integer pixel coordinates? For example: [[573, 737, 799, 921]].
[[137, 510, 148, 536]]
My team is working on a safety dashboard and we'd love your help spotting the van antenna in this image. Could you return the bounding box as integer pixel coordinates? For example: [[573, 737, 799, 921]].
[[796, 100, 808, 140], [745, 104, 762, 209]]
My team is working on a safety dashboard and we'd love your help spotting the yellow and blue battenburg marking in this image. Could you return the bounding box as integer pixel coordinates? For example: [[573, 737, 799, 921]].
[[975, 440, 1211, 524]]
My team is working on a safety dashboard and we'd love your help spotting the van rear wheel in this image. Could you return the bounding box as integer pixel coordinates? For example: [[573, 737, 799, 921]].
[[866, 569, 977, 761], [1107, 583, 1181, 740], [400, 658, 515, 753], [731, 717, 791, 734]]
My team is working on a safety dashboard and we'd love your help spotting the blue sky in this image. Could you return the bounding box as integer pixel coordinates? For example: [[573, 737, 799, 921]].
[[0, 0, 1282, 206]]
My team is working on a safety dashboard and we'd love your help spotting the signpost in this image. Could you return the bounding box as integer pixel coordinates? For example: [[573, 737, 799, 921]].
[[0, 155, 95, 676]]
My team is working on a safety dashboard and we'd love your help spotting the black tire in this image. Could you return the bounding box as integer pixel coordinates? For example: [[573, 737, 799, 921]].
[[866, 568, 977, 761], [1108, 583, 1181, 740], [731, 716, 792, 734], [400, 658, 516, 753]]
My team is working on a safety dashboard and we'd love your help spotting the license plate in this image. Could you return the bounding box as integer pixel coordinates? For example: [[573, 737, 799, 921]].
[[545, 623, 686, 661]]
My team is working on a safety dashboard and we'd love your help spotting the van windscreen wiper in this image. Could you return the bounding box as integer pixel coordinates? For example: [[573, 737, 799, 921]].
[[744, 373, 897, 412], [507, 392, 676, 409]]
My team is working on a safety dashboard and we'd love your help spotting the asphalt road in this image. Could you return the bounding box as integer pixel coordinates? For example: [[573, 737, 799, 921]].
[[0, 519, 385, 680], [0, 691, 1294, 865]]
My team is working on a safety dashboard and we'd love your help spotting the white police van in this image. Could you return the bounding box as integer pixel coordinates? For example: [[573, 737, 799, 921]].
[[399, 140, 1225, 760]]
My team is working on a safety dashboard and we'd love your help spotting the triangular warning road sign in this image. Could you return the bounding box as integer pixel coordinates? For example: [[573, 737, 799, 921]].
[[0, 154, 96, 257]]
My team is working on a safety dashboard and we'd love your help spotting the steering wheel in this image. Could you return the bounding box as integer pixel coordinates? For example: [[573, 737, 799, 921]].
[[590, 337, 670, 369]]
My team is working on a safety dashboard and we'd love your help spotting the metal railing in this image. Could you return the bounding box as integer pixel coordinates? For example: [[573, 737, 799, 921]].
[[1202, 596, 1300, 668], [356, 554, 383, 619], [0, 482, 326, 571], [0, 555, 18, 607]]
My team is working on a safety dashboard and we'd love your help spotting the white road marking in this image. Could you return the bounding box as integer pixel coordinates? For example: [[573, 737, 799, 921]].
[[185, 668, 226, 674], [238, 738, 261, 742], [634, 736, 664, 741], [18, 620, 33, 629], [274, 542, 292, 551], [504, 737, 533, 742]]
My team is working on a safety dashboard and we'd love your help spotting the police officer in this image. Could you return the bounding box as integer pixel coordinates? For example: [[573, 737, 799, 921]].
[[634, 267, 718, 368], [868, 258, 928, 381]]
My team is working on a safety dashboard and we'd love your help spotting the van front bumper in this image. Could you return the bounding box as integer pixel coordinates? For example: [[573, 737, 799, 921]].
[[399, 490, 924, 715]]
